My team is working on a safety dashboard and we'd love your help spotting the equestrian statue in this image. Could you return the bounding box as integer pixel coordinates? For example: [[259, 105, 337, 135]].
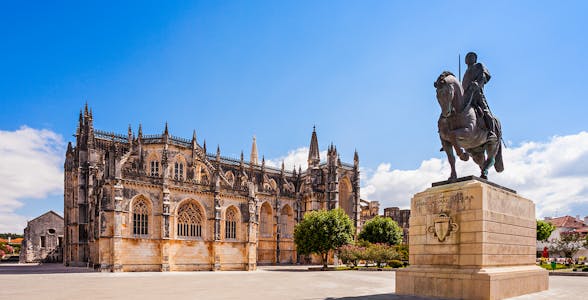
[[434, 52, 504, 180]]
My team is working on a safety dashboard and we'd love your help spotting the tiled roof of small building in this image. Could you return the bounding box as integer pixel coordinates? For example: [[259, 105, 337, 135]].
[[547, 215, 586, 229]]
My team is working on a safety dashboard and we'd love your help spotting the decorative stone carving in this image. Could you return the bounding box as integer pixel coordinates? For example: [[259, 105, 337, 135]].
[[427, 213, 458, 242]]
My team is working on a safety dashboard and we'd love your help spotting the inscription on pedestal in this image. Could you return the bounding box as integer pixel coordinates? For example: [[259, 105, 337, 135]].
[[414, 191, 472, 215]]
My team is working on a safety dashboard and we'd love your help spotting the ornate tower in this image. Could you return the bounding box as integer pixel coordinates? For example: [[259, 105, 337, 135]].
[[250, 136, 259, 165], [307, 127, 320, 168]]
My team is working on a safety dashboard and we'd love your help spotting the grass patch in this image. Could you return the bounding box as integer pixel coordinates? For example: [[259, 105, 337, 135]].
[[539, 263, 573, 270]]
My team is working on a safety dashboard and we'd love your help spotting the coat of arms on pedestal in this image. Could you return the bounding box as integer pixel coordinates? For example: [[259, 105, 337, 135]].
[[427, 213, 458, 242]]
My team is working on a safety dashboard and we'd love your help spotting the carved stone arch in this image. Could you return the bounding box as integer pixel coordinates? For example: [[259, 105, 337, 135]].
[[194, 162, 211, 184], [339, 176, 354, 219], [269, 179, 277, 192], [224, 205, 240, 240], [130, 194, 152, 237], [224, 171, 235, 187], [259, 201, 273, 238], [279, 204, 294, 238], [175, 198, 207, 239]]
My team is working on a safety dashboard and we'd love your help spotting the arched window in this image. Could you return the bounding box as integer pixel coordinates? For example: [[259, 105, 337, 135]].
[[150, 160, 160, 177], [177, 202, 204, 238], [174, 161, 184, 181], [133, 198, 150, 236], [225, 206, 238, 239], [339, 177, 354, 219], [280, 205, 294, 238], [259, 202, 273, 238]]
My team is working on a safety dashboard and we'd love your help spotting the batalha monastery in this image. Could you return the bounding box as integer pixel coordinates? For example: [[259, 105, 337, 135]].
[[64, 105, 362, 272]]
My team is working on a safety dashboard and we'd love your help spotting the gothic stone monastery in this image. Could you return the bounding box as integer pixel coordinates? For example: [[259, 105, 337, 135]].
[[64, 105, 361, 272]]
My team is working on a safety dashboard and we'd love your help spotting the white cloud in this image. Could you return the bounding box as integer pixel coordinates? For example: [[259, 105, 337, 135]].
[[361, 132, 588, 219], [0, 126, 65, 233]]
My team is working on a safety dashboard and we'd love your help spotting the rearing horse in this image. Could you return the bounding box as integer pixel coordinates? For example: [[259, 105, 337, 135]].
[[435, 71, 504, 180]]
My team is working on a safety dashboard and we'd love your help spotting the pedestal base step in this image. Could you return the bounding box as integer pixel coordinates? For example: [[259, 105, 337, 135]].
[[396, 265, 548, 300]]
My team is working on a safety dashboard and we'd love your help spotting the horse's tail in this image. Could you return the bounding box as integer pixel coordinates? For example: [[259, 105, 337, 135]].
[[494, 117, 504, 173]]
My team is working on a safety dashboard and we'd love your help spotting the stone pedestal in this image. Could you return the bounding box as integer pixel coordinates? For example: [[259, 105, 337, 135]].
[[396, 177, 548, 300]]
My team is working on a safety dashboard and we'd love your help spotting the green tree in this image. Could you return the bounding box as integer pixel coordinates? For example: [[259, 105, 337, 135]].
[[358, 216, 403, 245], [294, 208, 354, 269], [536, 220, 555, 241]]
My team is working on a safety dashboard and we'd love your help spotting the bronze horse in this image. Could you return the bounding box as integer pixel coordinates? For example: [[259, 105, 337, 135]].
[[434, 71, 504, 180]]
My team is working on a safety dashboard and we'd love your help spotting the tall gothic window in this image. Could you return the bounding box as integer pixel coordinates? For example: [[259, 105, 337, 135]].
[[133, 198, 149, 236], [177, 202, 203, 238], [150, 160, 160, 177], [280, 205, 294, 238], [225, 207, 238, 239], [260, 202, 273, 238], [174, 162, 184, 181]]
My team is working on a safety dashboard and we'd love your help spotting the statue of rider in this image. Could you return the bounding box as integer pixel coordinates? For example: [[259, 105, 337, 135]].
[[462, 52, 497, 140]]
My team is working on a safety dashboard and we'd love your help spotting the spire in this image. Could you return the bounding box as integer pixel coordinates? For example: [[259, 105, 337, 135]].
[[293, 165, 297, 176], [203, 139, 207, 153], [84, 102, 89, 117], [127, 124, 133, 145], [138, 124, 143, 140], [164, 122, 169, 136], [354, 149, 359, 167], [250, 135, 259, 165], [216, 145, 221, 161], [76, 110, 83, 136], [261, 155, 266, 171], [85, 104, 94, 147], [240, 150, 244, 163], [281, 160, 285, 172], [67, 141, 73, 154], [191, 130, 197, 149], [308, 126, 320, 167]]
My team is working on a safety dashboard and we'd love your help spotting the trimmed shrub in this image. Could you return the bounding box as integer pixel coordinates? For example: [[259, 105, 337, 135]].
[[388, 259, 403, 268]]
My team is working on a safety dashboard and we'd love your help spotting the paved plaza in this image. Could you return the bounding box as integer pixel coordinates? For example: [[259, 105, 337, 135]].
[[0, 264, 586, 299]]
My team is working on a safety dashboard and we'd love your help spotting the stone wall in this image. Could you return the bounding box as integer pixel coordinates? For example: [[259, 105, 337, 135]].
[[20, 211, 64, 263]]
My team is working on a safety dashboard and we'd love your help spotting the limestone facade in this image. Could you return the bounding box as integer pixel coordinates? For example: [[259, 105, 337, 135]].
[[64, 105, 361, 272], [20, 211, 64, 263], [359, 199, 379, 227]]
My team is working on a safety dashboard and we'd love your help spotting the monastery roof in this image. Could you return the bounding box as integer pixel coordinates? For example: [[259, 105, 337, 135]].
[[93, 129, 355, 175], [547, 215, 586, 229]]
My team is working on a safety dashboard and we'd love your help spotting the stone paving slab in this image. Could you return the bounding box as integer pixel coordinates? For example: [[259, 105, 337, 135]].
[[0, 264, 586, 299]]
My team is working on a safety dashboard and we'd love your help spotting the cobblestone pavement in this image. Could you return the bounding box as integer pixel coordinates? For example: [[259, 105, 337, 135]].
[[0, 264, 586, 299]]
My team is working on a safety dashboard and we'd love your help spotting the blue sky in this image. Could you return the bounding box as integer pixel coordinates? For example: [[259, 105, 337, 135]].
[[1, 1, 588, 232]]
